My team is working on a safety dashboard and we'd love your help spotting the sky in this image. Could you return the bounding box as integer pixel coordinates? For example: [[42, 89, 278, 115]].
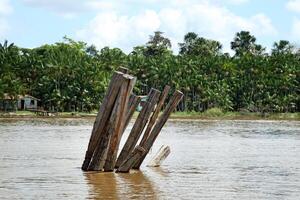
[[1, 0, 300, 54]]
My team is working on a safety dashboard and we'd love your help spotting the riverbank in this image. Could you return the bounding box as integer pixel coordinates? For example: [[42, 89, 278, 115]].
[[0, 109, 299, 121]]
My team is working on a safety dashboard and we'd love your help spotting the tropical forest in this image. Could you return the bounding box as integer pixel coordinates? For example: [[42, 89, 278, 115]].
[[0, 31, 299, 113]]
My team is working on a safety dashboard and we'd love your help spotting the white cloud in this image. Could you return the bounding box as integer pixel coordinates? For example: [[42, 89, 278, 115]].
[[21, 0, 249, 17], [0, 0, 12, 39], [23, 0, 275, 52], [0, 19, 9, 37], [0, 0, 13, 15], [77, 10, 161, 52], [226, 0, 249, 5], [291, 18, 300, 40], [22, 0, 119, 18], [76, 1, 276, 53], [286, 0, 300, 13]]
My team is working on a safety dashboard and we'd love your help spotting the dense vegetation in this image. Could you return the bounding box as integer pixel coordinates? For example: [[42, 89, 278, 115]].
[[0, 31, 299, 113]]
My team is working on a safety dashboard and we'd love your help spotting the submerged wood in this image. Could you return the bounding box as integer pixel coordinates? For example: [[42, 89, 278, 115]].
[[115, 88, 161, 168], [116, 146, 145, 173], [81, 71, 125, 171], [132, 90, 183, 169], [146, 145, 170, 167], [139, 85, 170, 147], [87, 75, 131, 171], [104, 75, 136, 171]]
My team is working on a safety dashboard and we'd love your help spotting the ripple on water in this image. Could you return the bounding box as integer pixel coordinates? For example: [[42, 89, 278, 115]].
[[0, 119, 299, 199]]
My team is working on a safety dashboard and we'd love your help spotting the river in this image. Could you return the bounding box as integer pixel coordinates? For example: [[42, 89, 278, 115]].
[[0, 118, 299, 199]]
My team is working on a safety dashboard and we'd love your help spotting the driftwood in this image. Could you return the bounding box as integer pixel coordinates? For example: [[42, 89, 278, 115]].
[[132, 90, 183, 169], [115, 88, 161, 168], [146, 145, 170, 167], [81, 71, 125, 171]]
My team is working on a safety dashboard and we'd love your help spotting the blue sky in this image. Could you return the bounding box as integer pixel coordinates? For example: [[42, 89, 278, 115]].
[[1, 0, 300, 53]]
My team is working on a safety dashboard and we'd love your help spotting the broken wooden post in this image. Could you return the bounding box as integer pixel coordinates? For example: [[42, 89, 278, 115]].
[[115, 88, 161, 168], [132, 90, 183, 169], [146, 145, 170, 167], [116, 146, 146, 173], [103, 75, 136, 171], [82, 66, 182, 173], [81, 71, 125, 171], [87, 74, 133, 171], [118, 66, 129, 74], [139, 85, 170, 147]]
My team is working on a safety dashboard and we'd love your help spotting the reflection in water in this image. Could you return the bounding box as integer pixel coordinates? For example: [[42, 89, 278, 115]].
[[150, 167, 170, 178], [118, 170, 158, 199], [84, 171, 157, 200], [85, 172, 119, 200]]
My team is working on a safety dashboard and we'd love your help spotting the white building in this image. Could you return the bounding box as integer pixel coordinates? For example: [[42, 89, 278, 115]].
[[17, 95, 40, 110]]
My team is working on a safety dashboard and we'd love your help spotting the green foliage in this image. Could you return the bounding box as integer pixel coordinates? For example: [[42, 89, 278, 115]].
[[203, 108, 224, 117], [231, 31, 266, 56], [0, 30, 299, 113], [179, 32, 222, 57], [0, 41, 24, 98]]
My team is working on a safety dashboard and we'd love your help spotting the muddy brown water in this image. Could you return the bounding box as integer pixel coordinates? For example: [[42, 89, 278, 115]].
[[0, 118, 299, 199]]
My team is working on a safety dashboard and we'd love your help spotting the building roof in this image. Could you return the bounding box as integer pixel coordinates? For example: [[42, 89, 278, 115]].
[[18, 94, 41, 101], [1, 93, 40, 101], [2, 93, 15, 100]]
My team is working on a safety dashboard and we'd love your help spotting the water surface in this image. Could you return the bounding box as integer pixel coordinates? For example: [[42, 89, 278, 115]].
[[0, 118, 299, 199]]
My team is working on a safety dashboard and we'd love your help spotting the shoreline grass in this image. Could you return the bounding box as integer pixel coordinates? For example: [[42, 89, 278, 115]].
[[0, 109, 299, 121]]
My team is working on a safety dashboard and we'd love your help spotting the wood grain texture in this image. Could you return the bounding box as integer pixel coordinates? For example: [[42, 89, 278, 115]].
[[87, 75, 131, 171], [139, 85, 170, 147], [115, 88, 161, 168], [132, 90, 183, 169], [118, 67, 129, 74], [104, 75, 136, 171], [81, 72, 124, 171], [116, 146, 145, 173], [146, 145, 170, 167], [124, 94, 141, 132]]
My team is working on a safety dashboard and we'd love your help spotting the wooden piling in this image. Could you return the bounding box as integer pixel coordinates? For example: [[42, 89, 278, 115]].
[[103, 75, 136, 171], [146, 145, 170, 167], [124, 94, 141, 131], [118, 67, 129, 74], [81, 71, 125, 171], [115, 89, 161, 168], [132, 90, 183, 169], [87, 75, 132, 171], [139, 85, 170, 147], [116, 146, 146, 173]]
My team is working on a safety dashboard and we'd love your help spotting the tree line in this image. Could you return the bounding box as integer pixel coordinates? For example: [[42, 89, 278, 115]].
[[0, 31, 299, 113]]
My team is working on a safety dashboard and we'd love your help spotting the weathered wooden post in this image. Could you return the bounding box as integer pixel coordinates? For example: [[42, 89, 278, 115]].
[[81, 71, 125, 171], [146, 145, 170, 167], [139, 85, 170, 147], [115, 89, 161, 168], [124, 94, 141, 131], [103, 75, 136, 171], [132, 90, 183, 169], [116, 146, 146, 173], [82, 66, 182, 173], [87, 74, 134, 171], [118, 66, 129, 74]]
